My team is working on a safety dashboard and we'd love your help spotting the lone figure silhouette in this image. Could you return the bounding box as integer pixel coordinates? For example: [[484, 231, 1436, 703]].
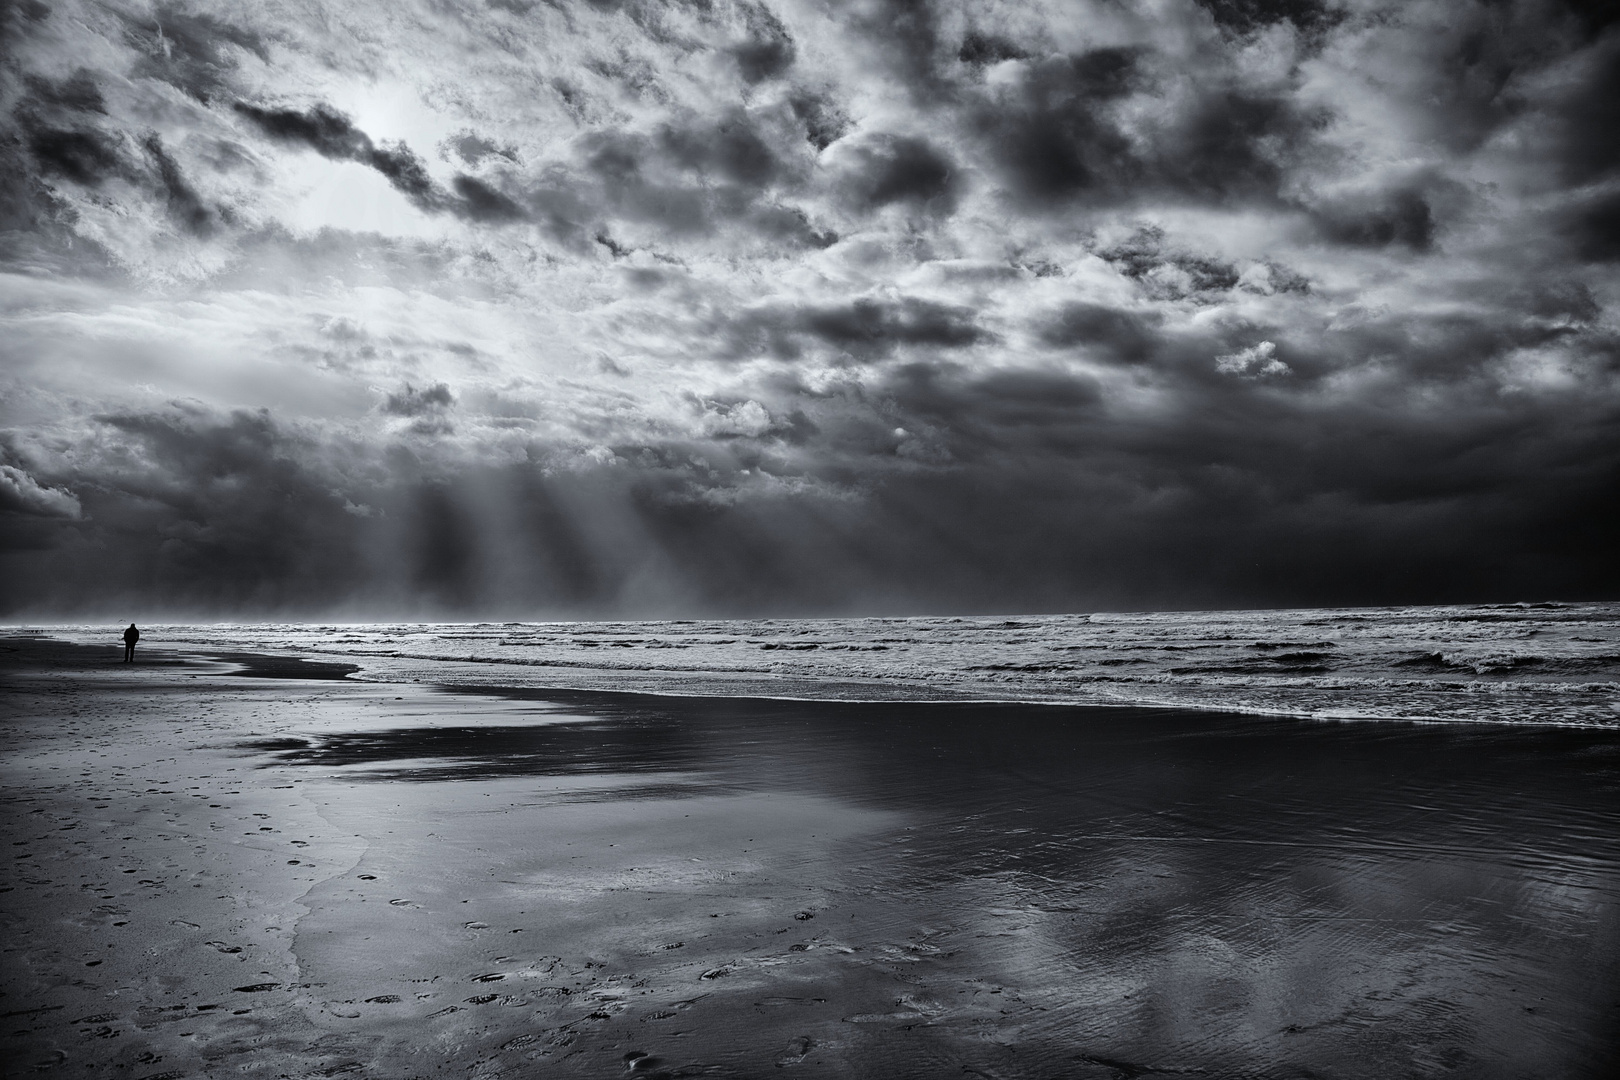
[[123, 623, 140, 663]]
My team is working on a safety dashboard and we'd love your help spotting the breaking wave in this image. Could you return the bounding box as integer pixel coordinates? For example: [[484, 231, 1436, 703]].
[[28, 601, 1620, 728]]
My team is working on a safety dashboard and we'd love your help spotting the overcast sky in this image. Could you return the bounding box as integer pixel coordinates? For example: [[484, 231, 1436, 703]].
[[1, 0, 1616, 617]]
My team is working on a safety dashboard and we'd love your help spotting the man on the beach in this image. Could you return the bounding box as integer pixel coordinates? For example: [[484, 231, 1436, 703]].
[[123, 623, 140, 663]]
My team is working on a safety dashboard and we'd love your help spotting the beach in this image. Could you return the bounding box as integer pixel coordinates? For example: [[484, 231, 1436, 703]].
[[2, 635, 1618, 1078]]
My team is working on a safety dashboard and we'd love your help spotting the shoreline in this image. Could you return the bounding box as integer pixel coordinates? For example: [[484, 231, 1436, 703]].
[[17, 607, 1620, 730], [16, 632, 1620, 731]]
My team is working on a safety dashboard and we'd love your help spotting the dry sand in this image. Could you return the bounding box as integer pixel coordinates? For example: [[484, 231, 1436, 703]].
[[2, 635, 1618, 1078]]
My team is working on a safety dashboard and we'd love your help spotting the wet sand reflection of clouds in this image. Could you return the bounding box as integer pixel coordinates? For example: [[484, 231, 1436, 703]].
[[247, 690, 1620, 1077], [243, 717, 704, 783]]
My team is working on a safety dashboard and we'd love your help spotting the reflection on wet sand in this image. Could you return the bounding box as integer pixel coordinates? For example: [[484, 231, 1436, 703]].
[[263, 691, 1620, 1078]]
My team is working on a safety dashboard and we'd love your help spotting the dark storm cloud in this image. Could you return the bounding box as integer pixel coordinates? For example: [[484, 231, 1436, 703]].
[[233, 102, 373, 160], [1546, 31, 1620, 184], [365, 142, 441, 206], [659, 111, 783, 188], [836, 134, 959, 214], [11, 65, 132, 197], [876, 360, 1104, 450], [444, 131, 518, 166], [964, 49, 1143, 205], [788, 92, 850, 151], [5, 0, 1620, 616], [1037, 303, 1161, 364], [967, 46, 1323, 208], [1151, 87, 1319, 202], [1567, 0, 1620, 39], [1309, 185, 1437, 251], [1092, 225, 1251, 299], [716, 296, 988, 362], [558, 111, 833, 246], [142, 134, 215, 236], [743, 202, 838, 247], [383, 382, 455, 417], [118, 4, 270, 103], [957, 31, 1030, 67], [1560, 186, 1620, 261], [27, 127, 126, 186], [811, 339, 1619, 606], [0, 464, 81, 520], [0, 407, 366, 611], [233, 102, 446, 212], [451, 175, 528, 223], [234, 101, 529, 222], [799, 297, 987, 357], [851, 0, 950, 95], [22, 69, 106, 113], [4, 350, 1618, 615], [1195, 0, 1345, 36], [578, 129, 729, 234], [1, 0, 49, 44], [732, 1, 797, 83], [594, 230, 633, 258]]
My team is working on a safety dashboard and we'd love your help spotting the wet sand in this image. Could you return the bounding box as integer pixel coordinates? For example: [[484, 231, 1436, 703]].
[[2, 636, 1618, 1078]]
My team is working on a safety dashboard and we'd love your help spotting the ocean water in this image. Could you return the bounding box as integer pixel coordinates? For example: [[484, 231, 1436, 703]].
[[35, 601, 1620, 727]]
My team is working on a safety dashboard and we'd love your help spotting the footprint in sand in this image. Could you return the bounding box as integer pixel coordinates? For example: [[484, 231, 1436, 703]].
[[364, 995, 402, 1004], [205, 941, 243, 953], [640, 996, 703, 1021]]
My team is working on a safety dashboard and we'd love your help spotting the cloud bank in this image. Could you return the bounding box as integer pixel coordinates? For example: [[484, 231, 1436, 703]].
[[2, 0, 1617, 616]]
